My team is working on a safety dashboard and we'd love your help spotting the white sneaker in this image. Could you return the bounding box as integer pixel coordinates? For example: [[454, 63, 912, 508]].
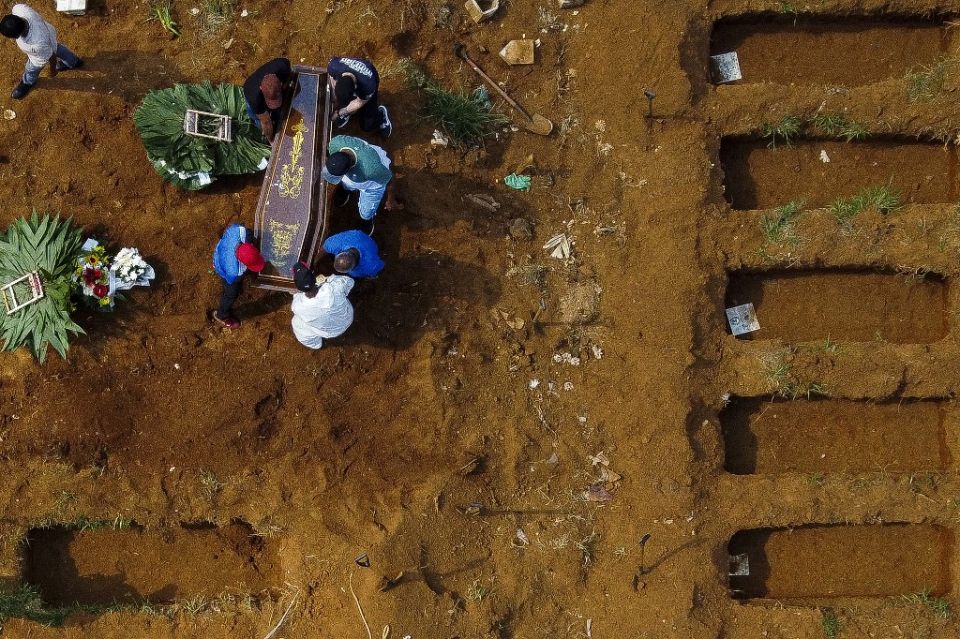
[[379, 105, 393, 138]]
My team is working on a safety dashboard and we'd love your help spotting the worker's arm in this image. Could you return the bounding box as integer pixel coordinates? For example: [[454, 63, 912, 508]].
[[334, 96, 369, 119], [259, 113, 275, 142]]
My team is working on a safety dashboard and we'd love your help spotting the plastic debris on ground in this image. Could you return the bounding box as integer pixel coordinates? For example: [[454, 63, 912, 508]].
[[431, 129, 450, 147], [543, 233, 572, 259], [504, 173, 532, 191]]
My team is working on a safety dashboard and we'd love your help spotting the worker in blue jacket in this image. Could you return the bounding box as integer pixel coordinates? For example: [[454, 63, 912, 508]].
[[322, 229, 384, 279], [212, 224, 266, 328]]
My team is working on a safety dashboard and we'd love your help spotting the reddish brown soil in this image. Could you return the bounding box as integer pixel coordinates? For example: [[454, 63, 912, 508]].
[[711, 18, 950, 86], [729, 524, 952, 599], [726, 270, 950, 343], [0, 1, 959, 638], [24, 522, 279, 606], [722, 398, 948, 474], [721, 138, 959, 209]]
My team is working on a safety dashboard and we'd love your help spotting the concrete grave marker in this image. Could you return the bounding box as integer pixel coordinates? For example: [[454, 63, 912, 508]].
[[725, 303, 760, 336], [710, 52, 742, 84]]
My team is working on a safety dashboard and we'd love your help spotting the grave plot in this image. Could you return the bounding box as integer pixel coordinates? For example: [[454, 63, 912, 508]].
[[720, 137, 959, 210], [721, 397, 949, 474], [710, 16, 950, 86], [23, 522, 280, 606], [725, 269, 949, 343], [728, 524, 952, 599]]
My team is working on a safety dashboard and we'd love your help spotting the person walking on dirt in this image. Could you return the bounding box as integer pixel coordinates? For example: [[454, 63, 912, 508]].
[[290, 262, 355, 349], [243, 57, 292, 143], [322, 229, 384, 279], [212, 223, 266, 329], [321, 134, 402, 235], [327, 56, 392, 138], [0, 3, 83, 100]]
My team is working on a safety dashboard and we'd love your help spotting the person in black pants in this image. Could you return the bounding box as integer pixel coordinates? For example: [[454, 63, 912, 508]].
[[243, 57, 292, 143], [212, 224, 266, 329], [327, 56, 392, 138]]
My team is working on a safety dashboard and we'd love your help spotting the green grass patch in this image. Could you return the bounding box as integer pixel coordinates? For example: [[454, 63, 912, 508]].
[[902, 589, 952, 619], [761, 200, 804, 245], [761, 115, 803, 148], [831, 185, 902, 224], [821, 609, 841, 638], [810, 114, 867, 141], [907, 57, 957, 102]]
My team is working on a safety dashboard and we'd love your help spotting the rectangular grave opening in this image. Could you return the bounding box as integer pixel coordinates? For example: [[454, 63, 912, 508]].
[[721, 397, 949, 474], [728, 524, 952, 600], [710, 15, 952, 86], [720, 136, 960, 210], [23, 521, 280, 607], [725, 269, 950, 343]]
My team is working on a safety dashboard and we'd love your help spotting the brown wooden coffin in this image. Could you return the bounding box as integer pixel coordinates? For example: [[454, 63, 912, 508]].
[[254, 65, 333, 291]]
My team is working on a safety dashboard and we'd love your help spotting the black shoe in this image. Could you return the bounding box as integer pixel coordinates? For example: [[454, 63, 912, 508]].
[[334, 186, 351, 207], [11, 82, 33, 100], [55, 58, 83, 72], [334, 114, 350, 129], [378, 105, 393, 139], [361, 218, 375, 236]]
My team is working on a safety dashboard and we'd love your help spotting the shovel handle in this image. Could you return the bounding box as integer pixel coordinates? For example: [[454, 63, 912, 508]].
[[453, 42, 533, 121]]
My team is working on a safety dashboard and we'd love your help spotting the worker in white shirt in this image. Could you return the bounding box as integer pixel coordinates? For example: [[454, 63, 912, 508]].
[[0, 3, 83, 100], [290, 262, 355, 350]]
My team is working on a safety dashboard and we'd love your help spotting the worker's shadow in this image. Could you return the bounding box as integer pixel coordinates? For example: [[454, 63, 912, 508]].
[[46, 50, 187, 103], [341, 253, 502, 350]]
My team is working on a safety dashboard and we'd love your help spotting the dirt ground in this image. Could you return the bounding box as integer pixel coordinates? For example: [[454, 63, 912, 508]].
[[1, 0, 960, 638]]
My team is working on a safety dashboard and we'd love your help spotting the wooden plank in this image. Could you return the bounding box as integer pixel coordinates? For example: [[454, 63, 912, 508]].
[[254, 65, 332, 291]]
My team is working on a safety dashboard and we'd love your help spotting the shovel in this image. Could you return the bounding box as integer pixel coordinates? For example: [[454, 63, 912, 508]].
[[454, 43, 554, 136]]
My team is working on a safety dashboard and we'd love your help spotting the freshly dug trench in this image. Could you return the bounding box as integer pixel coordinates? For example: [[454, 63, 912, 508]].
[[722, 397, 949, 474], [710, 17, 950, 86], [23, 522, 280, 606], [728, 524, 952, 599], [720, 138, 959, 210], [725, 269, 949, 343]]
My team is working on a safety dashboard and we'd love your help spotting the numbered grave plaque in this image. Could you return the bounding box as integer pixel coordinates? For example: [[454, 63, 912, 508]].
[[726, 303, 760, 336], [254, 65, 333, 292], [710, 51, 742, 84]]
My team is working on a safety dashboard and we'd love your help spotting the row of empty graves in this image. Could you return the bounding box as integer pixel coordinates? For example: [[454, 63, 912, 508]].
[[710, 13, 957, 608], [8, 521, 280, 611]]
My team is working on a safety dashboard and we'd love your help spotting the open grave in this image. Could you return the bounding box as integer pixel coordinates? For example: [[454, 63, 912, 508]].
[[720, 137, 959, 210], [721, 397, 950, 474], [725, 269, 950, 343], [23, 522, 280, 607], [728, 524, 952, 599], [710, 16, 952, 86]]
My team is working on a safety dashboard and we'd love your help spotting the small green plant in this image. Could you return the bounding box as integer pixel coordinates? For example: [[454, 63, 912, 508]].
[[761, 200, 804, 245], [761, 115, 803, 148], [403, 61, 508, 147], [821, 337, 840, 355], [201, 0, 235, 32], [807, 472, 826, 486], [907, 57, 956, 102], [821, 609, 841, 638], [903, 589, 952, 619], [763, 351, 826, 399], [810, 114, 867, 141], [179, 596, 208, 614], [831, 185, 902, 224], [199, 469, 224, 500], [150, 1, 181, 37], [466, 579, 490, 602], [0, 585, 69, 627]]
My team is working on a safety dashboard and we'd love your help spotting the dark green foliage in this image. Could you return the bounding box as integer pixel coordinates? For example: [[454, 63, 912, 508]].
[[134, 82, 271, 190], [0, 213, 84, 362]]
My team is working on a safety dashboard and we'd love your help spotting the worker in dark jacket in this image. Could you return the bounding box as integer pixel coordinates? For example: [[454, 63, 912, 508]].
[[243, 57, 292, 142], [212, 224, 265, 329], [327, 56, 392, 138]]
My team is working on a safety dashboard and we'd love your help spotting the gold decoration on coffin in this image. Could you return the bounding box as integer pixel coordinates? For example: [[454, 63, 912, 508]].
[[278, 121, 308, 199], [268, 219, 301, 264]]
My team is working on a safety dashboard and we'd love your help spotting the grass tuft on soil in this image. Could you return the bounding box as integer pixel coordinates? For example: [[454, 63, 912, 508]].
[[906, 57, 958, 102], [821, 609, 841, 638], [831, 185, 902, 225], [902, 589, 952, 619], [761, 116, 803, 148], [402, 61, 508, 147], [810, 114, 867, 141], [761, 200, 804, 245]]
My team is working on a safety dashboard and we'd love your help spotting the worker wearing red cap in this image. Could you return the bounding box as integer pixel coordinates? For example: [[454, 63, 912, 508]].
[[212, 223, 265, 329]]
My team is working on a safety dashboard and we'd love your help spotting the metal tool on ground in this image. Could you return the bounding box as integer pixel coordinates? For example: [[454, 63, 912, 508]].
[[643, 89, 656, 119], [637, 533, 651, 575], [454, 43, 554, 136]]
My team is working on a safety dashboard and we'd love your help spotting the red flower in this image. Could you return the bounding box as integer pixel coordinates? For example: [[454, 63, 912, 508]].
[[93, 284, 109, 298]]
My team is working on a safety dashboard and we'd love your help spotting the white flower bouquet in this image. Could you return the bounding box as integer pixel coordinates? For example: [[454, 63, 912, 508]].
[[110, 247, 155, 290]]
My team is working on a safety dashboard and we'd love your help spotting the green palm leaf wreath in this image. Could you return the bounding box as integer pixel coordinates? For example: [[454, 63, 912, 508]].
[[0, 212, 85, 362], [134, 82, 271, 190]]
